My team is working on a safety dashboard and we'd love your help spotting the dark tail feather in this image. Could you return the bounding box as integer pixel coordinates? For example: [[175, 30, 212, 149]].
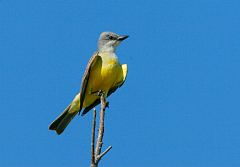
[[49, 105, 76, 135]]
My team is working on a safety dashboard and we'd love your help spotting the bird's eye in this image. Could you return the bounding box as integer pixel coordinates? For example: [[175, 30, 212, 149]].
[[108, 36, 114, 40]]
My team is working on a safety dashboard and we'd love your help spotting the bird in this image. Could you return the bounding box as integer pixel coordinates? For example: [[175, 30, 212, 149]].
[[49, 32, 128, 135]]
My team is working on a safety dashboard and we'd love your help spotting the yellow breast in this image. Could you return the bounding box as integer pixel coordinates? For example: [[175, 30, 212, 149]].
[[96, 52, 121, 90], [82, 51, 122, 107]]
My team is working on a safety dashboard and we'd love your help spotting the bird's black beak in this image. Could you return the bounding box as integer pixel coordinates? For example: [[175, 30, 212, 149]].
[[117, 35, 129, 41]]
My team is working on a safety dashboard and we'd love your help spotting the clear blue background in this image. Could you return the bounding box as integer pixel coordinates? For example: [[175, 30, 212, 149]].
[[1, 0, 240, 166]]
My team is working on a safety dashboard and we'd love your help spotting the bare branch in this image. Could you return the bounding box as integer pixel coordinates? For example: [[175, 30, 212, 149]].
[[95, 94, 107, 159], [91, 108, 97, 167], [96, 146, 112, 162], [90, 92, 112, 167]]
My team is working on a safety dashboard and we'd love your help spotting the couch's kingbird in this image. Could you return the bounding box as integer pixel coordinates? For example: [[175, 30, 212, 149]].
[[49, 32, 128, 135]]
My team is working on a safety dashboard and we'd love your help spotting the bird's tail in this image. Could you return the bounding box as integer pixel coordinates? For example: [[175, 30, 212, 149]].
[[49, 105, 77, 135], [49, 94, 81, 135]]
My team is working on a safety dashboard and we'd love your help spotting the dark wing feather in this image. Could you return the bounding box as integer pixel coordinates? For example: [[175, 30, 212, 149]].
[[107, 80, 125, 97], [81, 99, 100, 116], [79, 52, 101, 113]]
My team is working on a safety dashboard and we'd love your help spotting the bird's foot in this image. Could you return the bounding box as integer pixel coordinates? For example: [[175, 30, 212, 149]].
[[91, 90, 106, 97], [97, 90, 105, 96]]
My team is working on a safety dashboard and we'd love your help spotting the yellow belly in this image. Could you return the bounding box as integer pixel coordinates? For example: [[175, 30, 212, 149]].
[[82, 52, 123, 108]]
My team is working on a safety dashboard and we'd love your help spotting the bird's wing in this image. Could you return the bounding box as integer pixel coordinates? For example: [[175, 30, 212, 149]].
[[79, 52, 101, 112], [107, 64, 128, 97], [81, 99, 100, 116], [81, 64, 128, 116]]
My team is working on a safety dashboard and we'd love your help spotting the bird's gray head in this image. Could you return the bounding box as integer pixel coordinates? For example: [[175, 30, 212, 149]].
[[98, 32, 129, 52]]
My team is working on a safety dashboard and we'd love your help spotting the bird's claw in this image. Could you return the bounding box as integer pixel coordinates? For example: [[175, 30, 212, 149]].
[[91, 90, 105, 97], [97, 90, 105, 96]]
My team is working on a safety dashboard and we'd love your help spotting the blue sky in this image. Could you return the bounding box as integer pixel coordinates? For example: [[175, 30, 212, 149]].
[[1, 0, 240, 166]]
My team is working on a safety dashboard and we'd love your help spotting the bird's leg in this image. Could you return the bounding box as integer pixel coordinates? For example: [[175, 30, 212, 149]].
[[97, 90, 109, 108], [90, 90, 103, 96], [97, 90, 104, 97], [90, 90, 109, 108], [91, 90, 105, 96]]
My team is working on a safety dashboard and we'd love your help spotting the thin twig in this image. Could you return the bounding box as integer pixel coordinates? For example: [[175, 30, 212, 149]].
[[91, 108, 97, 167], [96, 146, 112, 162], [90, 92, 112, 167], [95, 94, 107, 159]]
